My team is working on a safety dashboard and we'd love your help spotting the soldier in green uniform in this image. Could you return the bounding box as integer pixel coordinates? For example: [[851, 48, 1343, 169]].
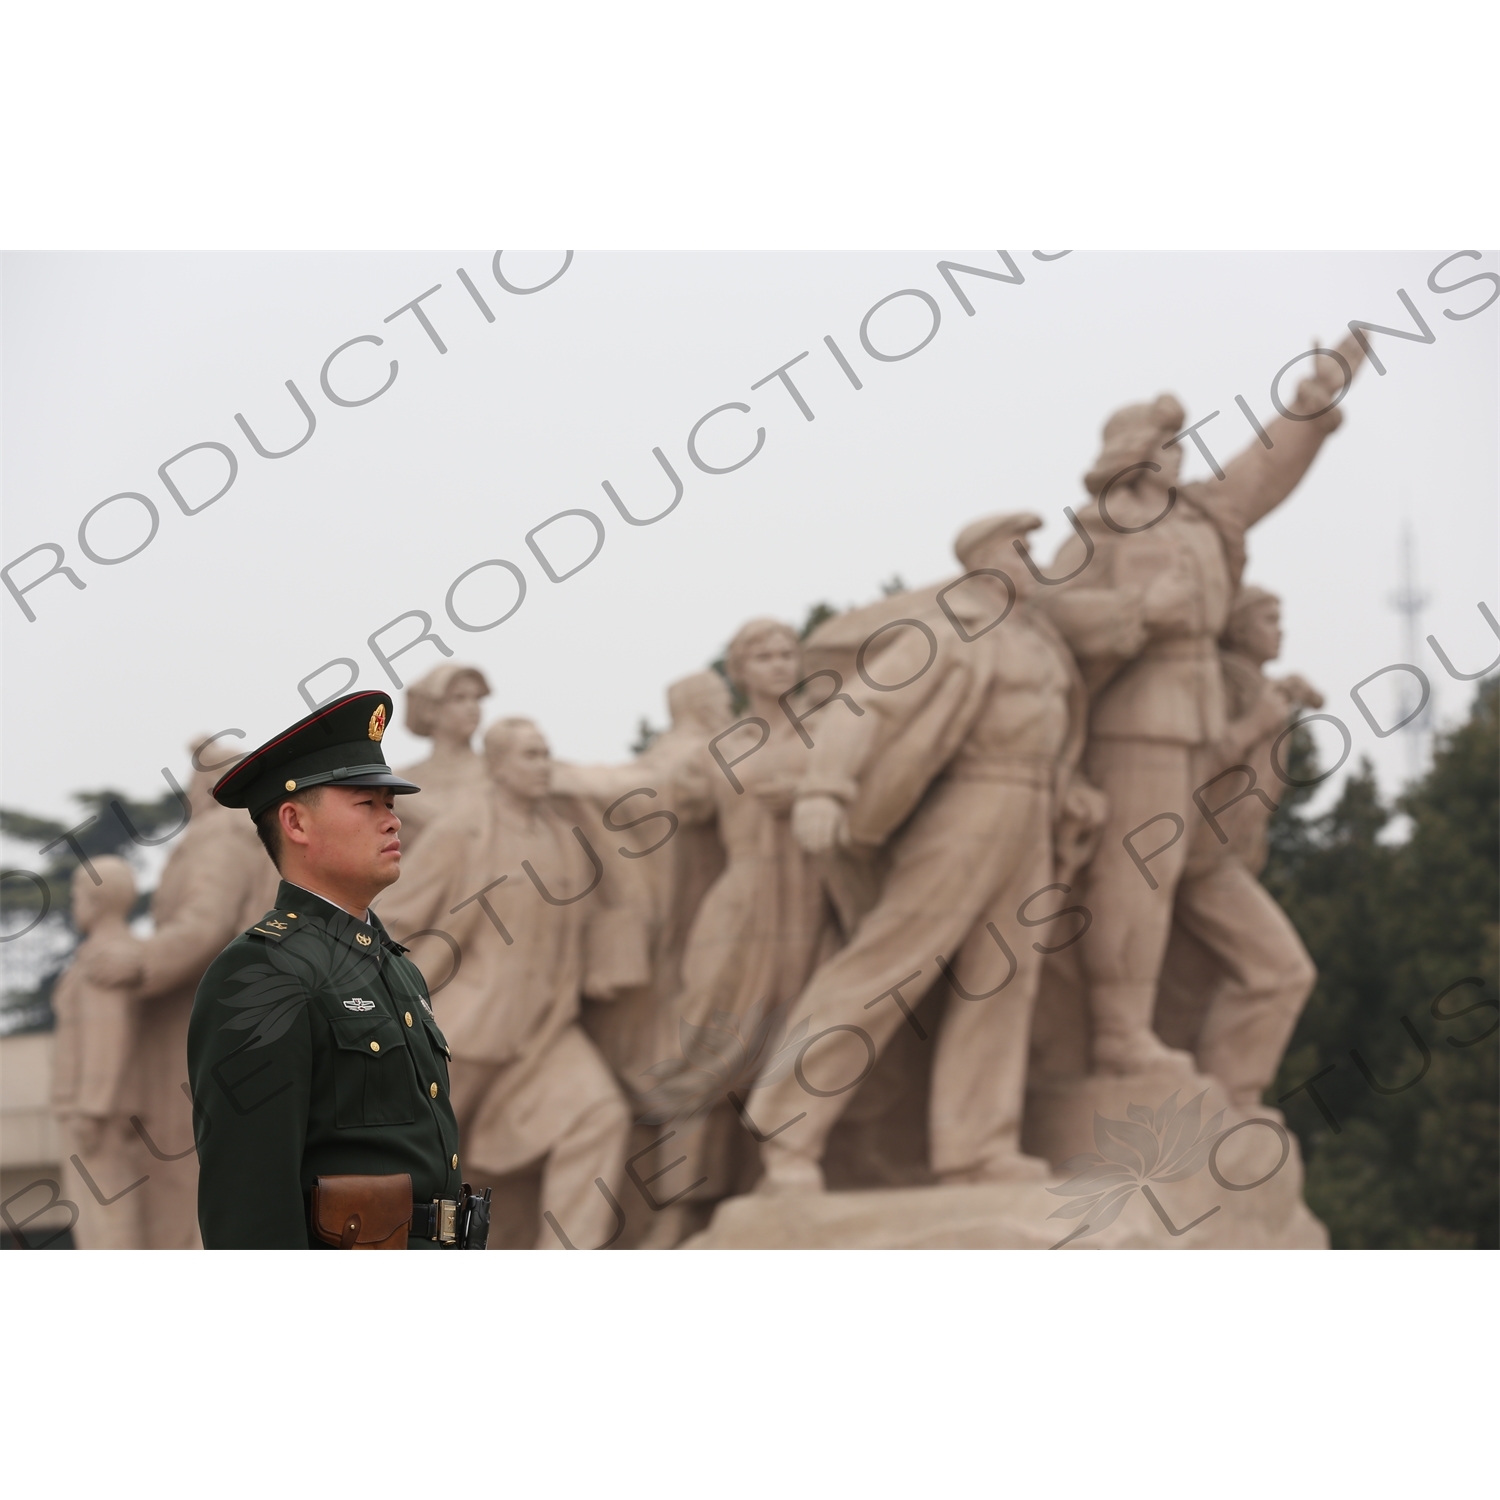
[[187, 690, 487, 1249]]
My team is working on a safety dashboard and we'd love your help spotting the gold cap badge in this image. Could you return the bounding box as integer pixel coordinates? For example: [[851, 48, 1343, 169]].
[[368, 704, 387, 742]]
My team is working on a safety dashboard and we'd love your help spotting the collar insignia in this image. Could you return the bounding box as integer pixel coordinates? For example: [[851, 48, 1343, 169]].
[[355, 931, 373, 946]]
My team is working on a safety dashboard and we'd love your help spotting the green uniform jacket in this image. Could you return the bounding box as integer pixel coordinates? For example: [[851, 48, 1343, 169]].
[[188, 880, 462, 1249]]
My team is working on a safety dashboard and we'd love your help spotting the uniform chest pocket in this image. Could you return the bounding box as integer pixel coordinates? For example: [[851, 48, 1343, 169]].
[[330, 1014, 418, 1128]]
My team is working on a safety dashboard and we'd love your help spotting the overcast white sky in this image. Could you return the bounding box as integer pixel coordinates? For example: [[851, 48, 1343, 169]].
[[2, 1, 1497, 1461], [3, 250, 1496, 835]]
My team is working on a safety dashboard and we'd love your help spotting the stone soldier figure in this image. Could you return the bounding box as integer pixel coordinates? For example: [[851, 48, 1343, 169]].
[[188, 691, 484, 1250], [1049, 334, 1365, 1076], [1154, 585, 1322, 1106], [741, 514, 1110, 1193], [376, 716, 641, 1250]]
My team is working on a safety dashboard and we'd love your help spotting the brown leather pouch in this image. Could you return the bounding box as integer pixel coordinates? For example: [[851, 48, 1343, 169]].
[[310, 1174, 412, 1249]]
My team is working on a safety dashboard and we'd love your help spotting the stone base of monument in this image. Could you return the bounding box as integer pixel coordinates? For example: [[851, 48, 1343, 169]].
[[684, 1069, 1328, 1250], [1022, 1066, 1250, 1162]]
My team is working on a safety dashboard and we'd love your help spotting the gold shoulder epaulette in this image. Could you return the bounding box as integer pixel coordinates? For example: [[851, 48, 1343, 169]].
[[247, 908, 304, 943]]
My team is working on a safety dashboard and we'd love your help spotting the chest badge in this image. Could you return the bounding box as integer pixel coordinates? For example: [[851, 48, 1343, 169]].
[[344, 997, 375, 1012], [355, 932, 373, 946]]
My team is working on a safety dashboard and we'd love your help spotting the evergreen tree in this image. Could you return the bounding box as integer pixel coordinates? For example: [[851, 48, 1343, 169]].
[[1266, 679, 1499, 1248], [1, 786, 187, 1033]]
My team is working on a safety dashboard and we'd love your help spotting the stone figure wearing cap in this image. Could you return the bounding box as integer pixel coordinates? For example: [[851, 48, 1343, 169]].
[[187, 691, 474, 1249], [1043, 337, 1363, 1078], [1152, 585, 1322, 1106], [738, 513, 1105, 1193]]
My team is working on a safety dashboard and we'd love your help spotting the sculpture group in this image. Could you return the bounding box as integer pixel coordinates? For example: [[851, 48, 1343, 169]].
[[51, 337, 1362, 1248]]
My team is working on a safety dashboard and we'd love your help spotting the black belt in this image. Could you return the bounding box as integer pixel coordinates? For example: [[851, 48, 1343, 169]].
[[410, 1199, 460, 1244]]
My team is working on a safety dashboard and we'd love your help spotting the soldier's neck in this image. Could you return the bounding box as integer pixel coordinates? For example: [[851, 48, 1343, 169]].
[[282, 876, 370, 923]]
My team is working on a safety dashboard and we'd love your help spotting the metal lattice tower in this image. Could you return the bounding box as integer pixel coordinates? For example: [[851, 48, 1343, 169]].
[[1388, 519, 1432, 778]]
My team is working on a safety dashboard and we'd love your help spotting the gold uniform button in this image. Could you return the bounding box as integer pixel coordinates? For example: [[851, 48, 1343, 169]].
[[429, 1082, 439, 1098], [285, 780, 297, 791], [286, 913, 297, 919], [404, 1011, 413, 1027], [370, 1041, 380, 1053], [451, 1154, 459, 1169]]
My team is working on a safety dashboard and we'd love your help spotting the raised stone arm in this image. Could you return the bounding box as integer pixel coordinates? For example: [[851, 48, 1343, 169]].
[[1205, 330, 1367, 536], [549, 760, 645, 802]]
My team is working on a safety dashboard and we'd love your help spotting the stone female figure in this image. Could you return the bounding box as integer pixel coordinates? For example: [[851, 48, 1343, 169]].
[[635, 619, 845, 1239], [396, 663, 491, 850]]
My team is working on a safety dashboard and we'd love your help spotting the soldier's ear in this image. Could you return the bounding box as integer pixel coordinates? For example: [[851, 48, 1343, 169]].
[[280, 797, 315, 850]]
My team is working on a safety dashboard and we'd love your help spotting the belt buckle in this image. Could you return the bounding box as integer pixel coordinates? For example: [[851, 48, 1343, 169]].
[[436, 1198, 458, 1245]]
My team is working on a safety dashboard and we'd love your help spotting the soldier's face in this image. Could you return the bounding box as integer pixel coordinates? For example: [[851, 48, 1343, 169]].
[[489, 728, 553, 801], [289, 786, 403, 894]]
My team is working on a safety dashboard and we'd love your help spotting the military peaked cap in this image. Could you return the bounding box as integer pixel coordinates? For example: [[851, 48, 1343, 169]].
[[213, 691, 421, 820]]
